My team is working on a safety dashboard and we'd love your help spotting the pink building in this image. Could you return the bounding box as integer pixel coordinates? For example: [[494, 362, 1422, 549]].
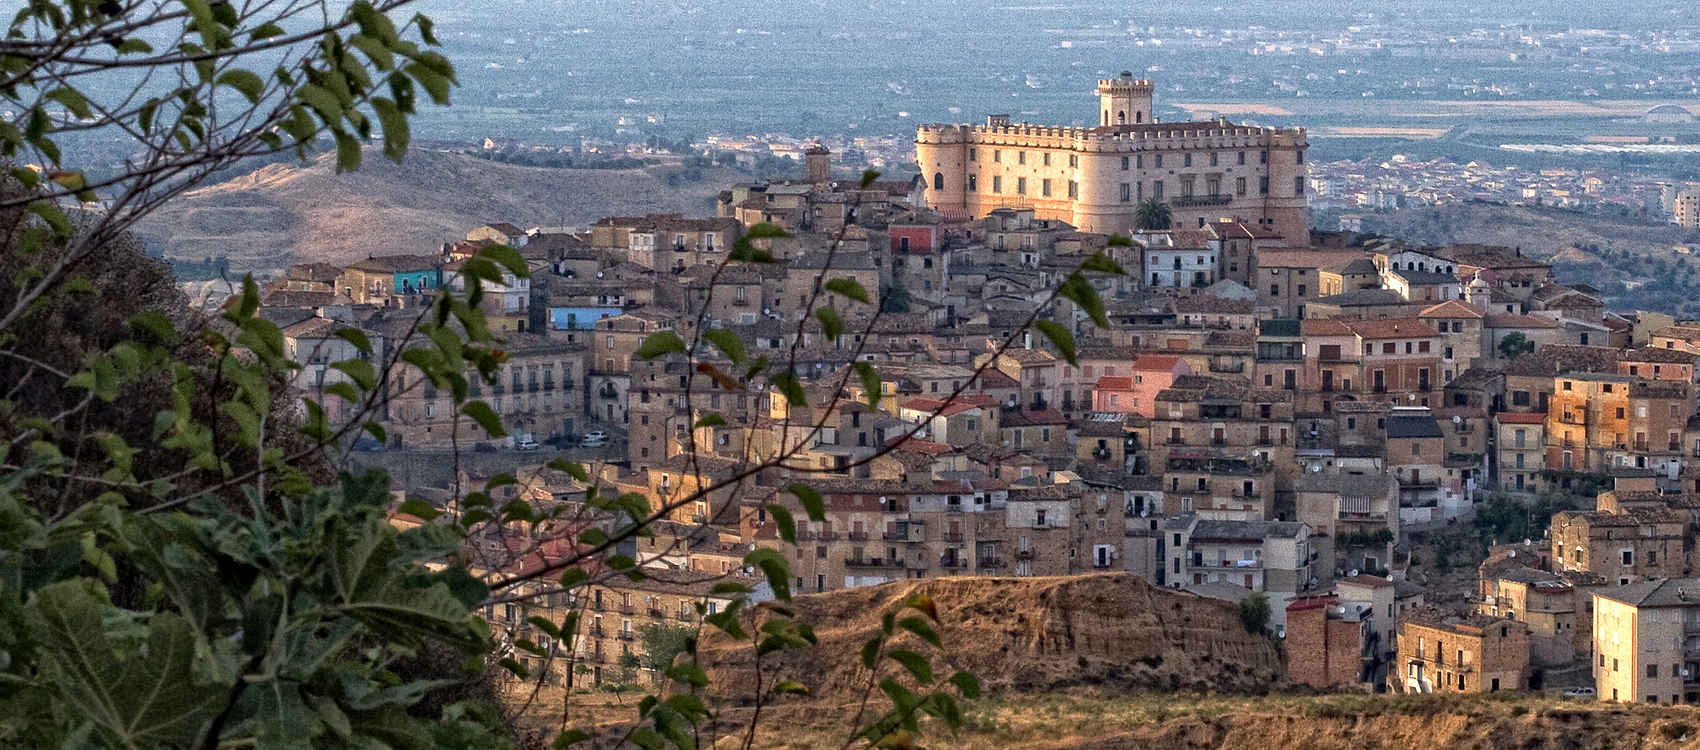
[[1088, 354, 1192, 417]]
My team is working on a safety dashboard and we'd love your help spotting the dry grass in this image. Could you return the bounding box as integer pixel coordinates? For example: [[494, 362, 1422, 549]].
[[134, 147, 739, 274]]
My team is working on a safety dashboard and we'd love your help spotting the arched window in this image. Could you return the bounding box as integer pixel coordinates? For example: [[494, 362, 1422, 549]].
[[933, 172, 944, 191], [1136, 111, 1144, 123], [1117, 110, 1126, 124]]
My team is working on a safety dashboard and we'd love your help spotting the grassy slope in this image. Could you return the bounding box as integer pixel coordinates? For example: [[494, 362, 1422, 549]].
[[134, 148, 740, 274]]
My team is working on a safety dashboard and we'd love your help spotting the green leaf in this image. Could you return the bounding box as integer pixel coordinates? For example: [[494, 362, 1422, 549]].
[[547, 459, 589, 483], [773, 680, 811, 696], [897, 616, 942, 648], [499, 657, 529, 679], [397, 499, 441, 521], [771, 370, 806, 408], [334, 326, 372, 354], [824, 278, 870, 304], [1079, 252, 1126, 275], [478, 244, 530, 279], [323, 516, 479, 647], [861, 168, 881, 188], [26, 584, 225, 745], [460, 401, 506, 437], [634, 331, 687, 360], [745, 222, 789, 239], [528, 616, 562, 639], [1033, 319, 1077, 366], [949, 670, 981, 699], [815, 307, 843, 339], [333, 128, 362, 173], [743, 548, 792, 601], [1106, 233, 1133, 247], [553, 729, 593, 748], [116, 38, 154, 54], [861, 637, 882, 670], [854, 361, 882, 408], [693, 413, 726, 428], [215, 69, 264, 103], [787, 483, 825, 522], [887, 650, 934, 684], [767, 505, 796, 544], [45, 88, 93, 119], [1059, 274, 1108, 328], [701, 327, 746, 365], [250, 22, 285, 40]]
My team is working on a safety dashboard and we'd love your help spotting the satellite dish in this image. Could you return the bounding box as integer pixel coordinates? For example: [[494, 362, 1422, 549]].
[[1453, 415, 1462, 424], [1309, 464, 1322, 473], [1349, 569, 1360, 577], [1408, 393, 1417, 402]]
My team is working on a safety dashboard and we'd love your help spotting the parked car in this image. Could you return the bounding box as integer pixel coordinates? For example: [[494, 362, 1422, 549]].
[[472, 442, 498, 453], [1563, 687, 1596, 699], [543, 434, 577, 449], [516, 436, 541, 451], [581, 430, 610, 447]]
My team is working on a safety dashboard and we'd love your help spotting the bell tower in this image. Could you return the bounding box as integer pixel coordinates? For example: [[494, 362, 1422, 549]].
[[1097, 72, 1154, 127]]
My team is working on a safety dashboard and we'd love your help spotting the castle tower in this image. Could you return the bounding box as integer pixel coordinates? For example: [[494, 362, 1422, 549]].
[[804, 144, 832, 183], [1097, 72, 1154, 127]]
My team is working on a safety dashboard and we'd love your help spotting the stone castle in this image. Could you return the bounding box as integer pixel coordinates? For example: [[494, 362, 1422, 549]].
[[915, 72, 1310, 242]]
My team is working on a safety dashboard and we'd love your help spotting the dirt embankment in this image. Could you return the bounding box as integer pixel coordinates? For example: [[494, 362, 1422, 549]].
[[694, 573, 1287, 703]]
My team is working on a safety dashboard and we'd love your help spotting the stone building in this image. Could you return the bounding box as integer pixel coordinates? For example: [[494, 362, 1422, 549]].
[[1592, 578, 1700, 704], [1396, 612, 1530, 693], [1551, 507, 1687, 586], [915, 73, 1309, 241]]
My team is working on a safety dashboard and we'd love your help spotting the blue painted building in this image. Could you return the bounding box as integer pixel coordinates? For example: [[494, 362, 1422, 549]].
[[550, 307, 621, 331]]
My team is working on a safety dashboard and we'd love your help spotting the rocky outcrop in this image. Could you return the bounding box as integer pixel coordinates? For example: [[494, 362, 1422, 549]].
[[694, 573, 1286, 702]]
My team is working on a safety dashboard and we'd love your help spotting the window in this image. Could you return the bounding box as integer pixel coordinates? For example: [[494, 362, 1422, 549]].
[[1296, 150, 1304, 164], [1153, 180, 1164, 199], [1119, 183, 1131, 202], [1260, 151, 1268, 164], [1419, 341, 1430, 353], [968, 174, 977, 191], [1184, 153, 1193, 167], [968, 148, 977, 162], [1649, 664, 1660, 678], [1016, 177, 1027, 194], [1067, 180, 1078, 198], [1236, 176, 1247, 196], [1043, 152, 1051, 166], [991, 176, 1002, 194], [1018, 150, 1026, 164], [1068, 154, 1077, 168], [1154, 154, 1163, 168], [933, 172, 944, 191], [1210, 152, 1219, 166], [993, 149, 1001, 163], [1041, 178, 1052, 197], [1259, 176, 1269, 194], [1121, 156, 1130, 170]]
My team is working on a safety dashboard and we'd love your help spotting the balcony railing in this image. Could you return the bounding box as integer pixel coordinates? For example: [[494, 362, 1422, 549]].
[[618, 605, 636, 615], [845, 558, 898, 568], [848, 531, 869, 541], [1014, 549, 1035, 559], [978, 558, 1003, 569], [943, 532, 963, 543], [1171, 194, 1232, 207], [648, 608, 665, 618], [1209, 361, 1245, 374], [617, 630, 636, 641]]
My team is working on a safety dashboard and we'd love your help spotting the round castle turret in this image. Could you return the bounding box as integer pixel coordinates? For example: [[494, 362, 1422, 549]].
[[1097, 72, 1154, 127]]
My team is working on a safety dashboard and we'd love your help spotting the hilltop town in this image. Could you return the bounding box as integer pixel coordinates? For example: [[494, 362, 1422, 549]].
[[256, 78, 1700, 705]]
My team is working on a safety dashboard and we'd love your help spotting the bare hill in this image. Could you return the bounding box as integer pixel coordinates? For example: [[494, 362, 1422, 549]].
[[693, 574, 1286, 702], [134, 148, 738, 273]]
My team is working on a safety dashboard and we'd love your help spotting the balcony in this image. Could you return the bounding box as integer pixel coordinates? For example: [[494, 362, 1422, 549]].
[[1167, 437, 1186, 445], [597, 386, 619, 400], [1209, 361, 1245, 374], [846, 557, 899, 568], [542, 381, 555, 392], [1015, 548, 1035, 559], [582, 652, 605, 664], [674, 612, 696, 622], [648, 608, 665, 618], [616, 630, 636, 641], [528, 382, 540, 393], [882, 531, 908, 541], [817, 531, 840, 541], [618, 605, 636, 615], [1171, 194, 1232, 207], [492, 385, 506, 395], [943, 532, 964, 543], [848, 531, 869, 541], [978, 558, 1003, 569], [939, 559, 968, 569]]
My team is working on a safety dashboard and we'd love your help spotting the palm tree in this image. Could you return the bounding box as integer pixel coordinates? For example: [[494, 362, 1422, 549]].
[[1135, 198, 1172, 231]]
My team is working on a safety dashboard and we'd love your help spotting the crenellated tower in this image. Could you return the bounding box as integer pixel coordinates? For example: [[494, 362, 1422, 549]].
[[1097, 72, 1154, 127]]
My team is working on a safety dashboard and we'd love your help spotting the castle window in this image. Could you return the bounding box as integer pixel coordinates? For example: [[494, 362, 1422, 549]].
[[968, 174, 977, 191], [1017, 177, 1027, 195], [1295, 176, 1305, 195], [1259, 176, 1269, 195], [1154, 154, 1164, 168], [992, 176, 1002, 194], [933, 172, 944, 191], [1068, 180, 1078, 198], [1043, 152, 1051, 166], [1238, 151, 1246, 165], [1136, 155, 1143, 169], [1042, 178, 1052, 197], [1184, 153, 1193, 167], [993, 149, 1001, 163], [1121, 156, 1130, 171], [1018, 151, 1027, 165], [1210, 152, 1219, 167], [1069, 154, 1078, 168], [969, 148, 976, 162], [1261, 151, 1269, 164], [1297, 150, 1305, 164], [1119, 183, 1131, 202], [1153, 180, 1164, 199]]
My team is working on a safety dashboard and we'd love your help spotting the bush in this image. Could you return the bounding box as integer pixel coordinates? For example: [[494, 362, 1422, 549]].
[[1239, 592, 1271, 634]]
